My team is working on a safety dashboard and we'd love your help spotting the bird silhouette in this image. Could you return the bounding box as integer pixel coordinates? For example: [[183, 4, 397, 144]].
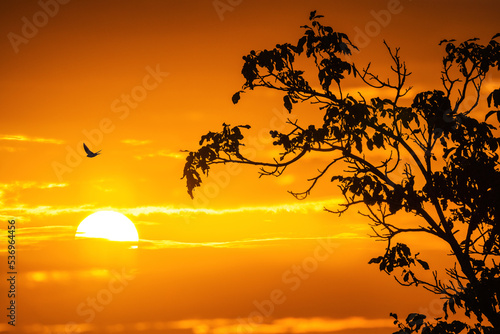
[[83, 143, 101, 158]]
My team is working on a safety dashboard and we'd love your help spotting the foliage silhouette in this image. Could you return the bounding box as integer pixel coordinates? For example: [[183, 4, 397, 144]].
[[183, 11, 500, 333]]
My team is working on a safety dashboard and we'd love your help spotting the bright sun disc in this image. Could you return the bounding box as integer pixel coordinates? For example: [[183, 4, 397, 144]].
[[76, 211, 139, 242]]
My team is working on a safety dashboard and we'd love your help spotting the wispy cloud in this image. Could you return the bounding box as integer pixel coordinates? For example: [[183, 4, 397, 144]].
[[0, 181, 68, 190], [121, 139, 152, 146], [122, 199, 344, 216], [170, 316, 394, 333], [0, 182, 68, 206], [4, 323, 93, 334], [25, 268, 112, 283], [1, 223, 359, 252], [141, 234, 361, 250], [133, 149, 183, 160], [0, 225, 76, 252], [0, 199, 345, 218], [0, 204, 94, 218], [9, 317, 393, 333], [0, 134, 64, 144]]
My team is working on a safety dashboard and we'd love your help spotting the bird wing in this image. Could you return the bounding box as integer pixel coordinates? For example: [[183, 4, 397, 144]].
[[83, 143, 93, 155]]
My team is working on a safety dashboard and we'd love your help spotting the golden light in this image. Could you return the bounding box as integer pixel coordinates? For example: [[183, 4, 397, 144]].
[[76, 211, 139, 243]]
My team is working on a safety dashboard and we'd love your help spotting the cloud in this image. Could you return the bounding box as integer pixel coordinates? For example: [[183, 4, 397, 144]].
[[133, 149, 183, 160], [0, 181, 68, 190], [0, 181, 68, 205], [120, 139, 183, 159], [271, 317, 394, 333], [0, 222, 360, 252], [217, 317, 393, 333], [0, 204, 93, 218], [141, 233, 361, 250], [0, 134, 64, 144], [121, 198, 345, 216], [25, 268, 113, 283], [0, 199, 345, 218], [121, 139, 152, 146], [0, 225, 76, 252], [6, 323, 94, 334], [170, 317, 394, 333], [8, 317, 394, 334]]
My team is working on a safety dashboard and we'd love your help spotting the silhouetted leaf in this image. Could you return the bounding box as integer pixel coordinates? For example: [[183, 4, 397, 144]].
[[296, 36, 307, 54], [485, 110, 498, 122], [487, 89, 500, 108], [366, 138, 374, 151], [406, 313, 418, 323], [449, 298, 456, 314], [284, 95, 293, 113], [417, 259, 430, 270], [405, 313, 426, 331], [369, 256, 383, 264], [232, 91, 242, 104], [442, 301, 449, 320], [373, 132, 384, 148], [355, 137, 362, 153]]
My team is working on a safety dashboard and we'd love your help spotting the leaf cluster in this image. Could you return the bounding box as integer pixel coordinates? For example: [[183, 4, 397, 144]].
[[182, 11, 500, 332]]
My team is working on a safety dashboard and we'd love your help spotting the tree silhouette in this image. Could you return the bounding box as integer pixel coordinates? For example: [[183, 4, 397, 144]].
[[183, 11, 500, 333]]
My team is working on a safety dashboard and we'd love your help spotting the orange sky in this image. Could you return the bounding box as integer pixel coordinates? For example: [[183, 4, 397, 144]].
[[1, 1, 499, 333]]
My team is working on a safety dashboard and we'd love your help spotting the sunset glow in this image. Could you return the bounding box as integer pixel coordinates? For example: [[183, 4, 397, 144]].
[[1, 1, 499, 333]]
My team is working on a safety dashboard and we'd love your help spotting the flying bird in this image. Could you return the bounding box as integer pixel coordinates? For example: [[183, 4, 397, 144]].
[[83, 143, 101, 158]]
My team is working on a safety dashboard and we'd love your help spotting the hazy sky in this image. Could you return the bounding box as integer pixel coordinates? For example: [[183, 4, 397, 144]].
[[1, 1, 499, 333]]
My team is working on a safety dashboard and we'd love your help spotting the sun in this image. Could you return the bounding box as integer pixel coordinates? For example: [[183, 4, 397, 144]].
[[76, 211, 139, 242]]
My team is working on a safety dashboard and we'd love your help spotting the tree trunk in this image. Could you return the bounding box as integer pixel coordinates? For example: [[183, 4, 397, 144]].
[[448, 238, 500, 329]]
